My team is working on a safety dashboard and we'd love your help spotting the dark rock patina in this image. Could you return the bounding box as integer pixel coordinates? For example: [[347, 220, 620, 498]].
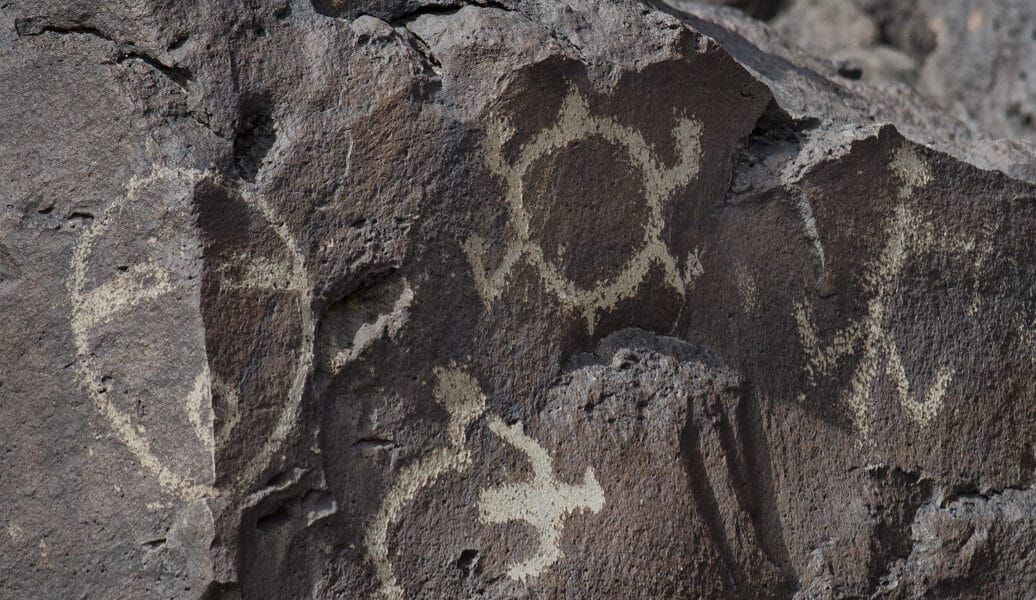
[[1, 0, 1034, 598]]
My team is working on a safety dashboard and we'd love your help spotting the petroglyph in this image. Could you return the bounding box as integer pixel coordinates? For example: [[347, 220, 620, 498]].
[[791, 192, 827, 276], [229, 182, 316, 499], [890, 143, 933, 200], [794, 209, 952, 440], [38, 540, 51, 566], [366, 367, 486, 600], [74, 262, 175, 332], [211, 378, 242, 449], [734, 262, 758, 313], [6, 523, 25, 543], [69, 167, 213, 499], [966, 215, 1001, 317], [794, 146, 960, 442], [478, 415, 605, 582], [216, 253, 294, 291], [67, 165, 314, 500], [331, 280, 414, 372], [185, 369, 215, 454], [185, 369, 242, 451], [365, 365, 605, 593], [465, 84, 705, 332]]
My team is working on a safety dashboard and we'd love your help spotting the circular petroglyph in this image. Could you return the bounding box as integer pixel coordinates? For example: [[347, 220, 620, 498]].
[[464, 84, 705, 332], [523, 136, 652, 287], [68, 166, 314, 500]]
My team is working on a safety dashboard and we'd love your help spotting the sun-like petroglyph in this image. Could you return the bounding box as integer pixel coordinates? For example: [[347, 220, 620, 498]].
[[464, 84, 705, 332], [67, 166, 314, 500], [794, 145, 967, 442], [478, 415, 605, 582], [365, 367, 487, 600]]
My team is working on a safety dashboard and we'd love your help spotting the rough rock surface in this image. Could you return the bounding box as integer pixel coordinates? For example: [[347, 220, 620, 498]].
[[690, 0, 1036, 145], [0, 0, 1034, 598]]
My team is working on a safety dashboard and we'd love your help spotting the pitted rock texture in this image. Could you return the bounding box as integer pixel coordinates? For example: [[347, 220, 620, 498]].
[[684, 0, 1036, 145], [1, 1, 1034, 599]]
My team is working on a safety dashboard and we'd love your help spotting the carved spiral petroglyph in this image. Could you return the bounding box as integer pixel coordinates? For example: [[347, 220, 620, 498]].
[[68, 166, 314, 500], [464, 84, 705, 332]]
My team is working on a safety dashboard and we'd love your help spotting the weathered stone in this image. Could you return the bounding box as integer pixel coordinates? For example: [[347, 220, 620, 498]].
[[1, 0, 1034, 598], [687, 0, 1036, 145], [662, 0, 1036, 184]]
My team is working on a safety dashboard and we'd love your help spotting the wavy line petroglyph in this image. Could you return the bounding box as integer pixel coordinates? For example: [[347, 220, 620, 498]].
[[794, 145, 959, 442], [331, 280, 414, 372], [464, 84, 705, 332], [365, 367, 487, 600], [68, 166, 314, 500], [478, 415, 605, 582]]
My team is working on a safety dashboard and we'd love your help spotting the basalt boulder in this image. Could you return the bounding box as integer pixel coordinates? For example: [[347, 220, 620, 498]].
[[0, 1, 1034, 598]]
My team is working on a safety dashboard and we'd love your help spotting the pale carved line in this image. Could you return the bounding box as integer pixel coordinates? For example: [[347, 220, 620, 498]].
[[365, 366, 606, 595], [365, 367, 486, 600], [331, 280, 414, 372], [68, 166, 314, 499], [794, 145, 959, 442], [464, 84, 705, 332], [477, 415, 605, 582]]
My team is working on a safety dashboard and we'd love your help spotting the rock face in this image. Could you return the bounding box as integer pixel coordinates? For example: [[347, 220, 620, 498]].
[[0, 0, 1034, 598], [690, 0, 1036, 145]]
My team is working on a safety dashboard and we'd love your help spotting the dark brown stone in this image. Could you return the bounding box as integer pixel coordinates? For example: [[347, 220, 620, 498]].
[[1, 1, 1034, 598]]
